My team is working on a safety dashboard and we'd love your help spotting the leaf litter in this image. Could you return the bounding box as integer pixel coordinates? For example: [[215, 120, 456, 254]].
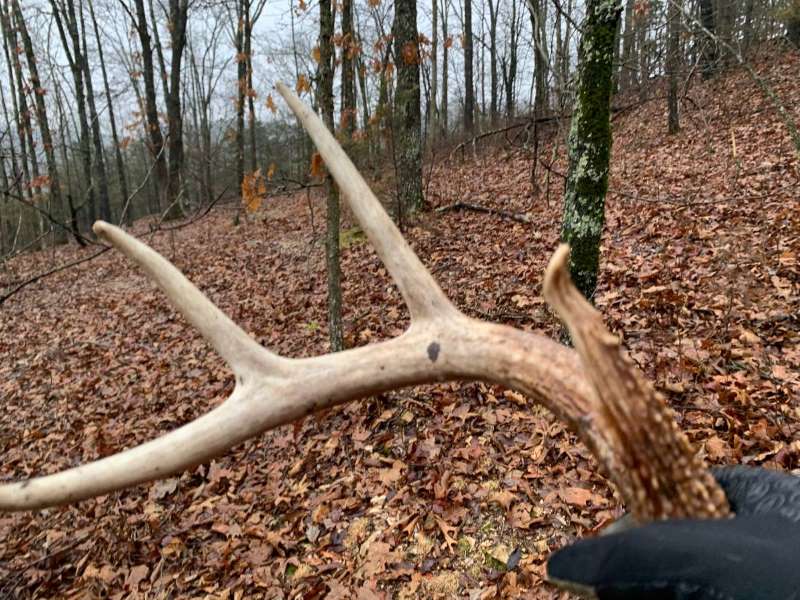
[[1, 46, 799, 599]]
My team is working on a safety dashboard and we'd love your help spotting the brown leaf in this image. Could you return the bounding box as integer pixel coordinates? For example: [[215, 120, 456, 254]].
[[558, 487, 594, 507], [125, 564, 149, 590]]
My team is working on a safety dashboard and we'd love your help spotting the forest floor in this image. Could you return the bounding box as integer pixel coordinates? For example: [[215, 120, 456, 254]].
[[1, 45, 799, 600]]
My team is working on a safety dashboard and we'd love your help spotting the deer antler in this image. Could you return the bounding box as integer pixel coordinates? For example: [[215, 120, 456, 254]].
[[0, 84, 728, 524]]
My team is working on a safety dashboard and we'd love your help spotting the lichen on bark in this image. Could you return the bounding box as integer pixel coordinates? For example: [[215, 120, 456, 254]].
[[560, 0, 622, 301], [392, 0, 424, 217]]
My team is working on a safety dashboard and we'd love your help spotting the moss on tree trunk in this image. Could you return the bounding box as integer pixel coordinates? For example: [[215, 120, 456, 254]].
[[560, 0, 621, 302], [393, 0, 424, 216]]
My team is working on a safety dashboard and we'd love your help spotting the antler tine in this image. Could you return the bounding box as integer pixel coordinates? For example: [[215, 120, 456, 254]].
[[0, 92, 724, 522], [275, 82, 459, 323], [93, 221, 287, 377], [0, 391, 259, 510]]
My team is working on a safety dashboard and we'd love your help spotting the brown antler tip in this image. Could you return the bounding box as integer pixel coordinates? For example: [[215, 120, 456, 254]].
[[543, 244, 571, 302]]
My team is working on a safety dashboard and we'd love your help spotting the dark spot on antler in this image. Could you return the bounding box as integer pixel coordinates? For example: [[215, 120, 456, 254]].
[[427, 342, 440, 362]]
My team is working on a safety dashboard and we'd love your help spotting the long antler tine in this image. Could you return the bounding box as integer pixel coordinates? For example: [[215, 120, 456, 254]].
[[275, 82, 458, 323]]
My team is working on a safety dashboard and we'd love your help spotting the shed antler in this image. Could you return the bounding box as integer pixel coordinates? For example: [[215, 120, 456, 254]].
[[0, 84, 729, 523]]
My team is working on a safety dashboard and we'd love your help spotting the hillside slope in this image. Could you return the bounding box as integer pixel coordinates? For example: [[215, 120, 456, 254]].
[[1, 47, 799, 599]]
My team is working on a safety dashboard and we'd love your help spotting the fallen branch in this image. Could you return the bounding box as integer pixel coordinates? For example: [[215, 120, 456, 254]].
[[0, 246, 111, 306], [435, 201, 533, 224]]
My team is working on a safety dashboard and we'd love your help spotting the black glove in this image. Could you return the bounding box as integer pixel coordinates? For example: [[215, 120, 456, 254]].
[[546, 466, 800, 599]]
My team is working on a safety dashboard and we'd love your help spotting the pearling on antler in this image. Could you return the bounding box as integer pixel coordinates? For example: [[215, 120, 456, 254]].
[[0, 84, 729, 524]]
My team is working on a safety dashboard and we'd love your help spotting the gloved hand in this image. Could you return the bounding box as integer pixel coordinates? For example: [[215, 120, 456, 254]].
[[546, 466, 800, 599]]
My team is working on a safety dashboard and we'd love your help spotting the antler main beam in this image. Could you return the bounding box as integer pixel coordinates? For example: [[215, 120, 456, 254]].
[[0, 86, 728, 523]]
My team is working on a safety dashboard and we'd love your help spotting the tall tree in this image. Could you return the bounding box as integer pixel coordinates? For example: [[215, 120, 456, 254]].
[[1, 1, 39, 208], [487, 0, 499, 124], [393, 0, 423, 215], [699, 0, 716, 78], [0, 62, 23, 206], [77, 0, 113, 222], [619, 0, 636, 91], [667, 0, 682, 134], [9, 0, 64, 221], [463, 0, 474, 132], [50, 0, 98, 224], [232, 0, 267, 188], [233, 0, 246, 196], [440, 0, 449, 134], [554, 0, 573, 106], [783, 0, 800, 46], [318, 0, 343, 352], [341, 0, 356, 136], [164, 0, 189, 216], [560, 0, 622, 301], [128, 0, 169, 212], [529, 0, 549, 117], [88, 1, 130, 222], [501, 0, 520, 116], [430, 0, 438, 137]]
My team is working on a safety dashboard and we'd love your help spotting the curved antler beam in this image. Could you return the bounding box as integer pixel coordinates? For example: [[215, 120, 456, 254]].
[[0, 85, 727, 523]]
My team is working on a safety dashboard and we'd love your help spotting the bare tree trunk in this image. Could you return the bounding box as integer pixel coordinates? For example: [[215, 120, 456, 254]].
[[244, 0, 263, 172], [10, 0, 64, 220], [612, 3, 623, 91], [0, 66, 22, 204], [430, 0, 438, 138], [479, 6, 485, 118], [53, 77, 79, 237], [636, 6, 648, 99], [234, 0, 246, 201], [742, 0, 755, 52], [530, 0, 549, 117], [319, 0, 343, 352], [340, 0, 357, 137], [620, 0, 635, 91], [441, 0, 449, 134], [188, 41, 213, 208], [1, 6, 30, 210], [463, 0, 474, 133], [487, 0, 499, 125], [89, 2, 129, 223], [149, 0, 170, 104], [77, 0, 112, 222], [3, 0, 43, 245], [393, 0, 423, 215], [502, 0, 519, 116], [164, 0, 188, 218], [561, 0, 622, 301], [130, 0, 169, 213], [699, 0, 716, 79], [667, 0, 681, 134]]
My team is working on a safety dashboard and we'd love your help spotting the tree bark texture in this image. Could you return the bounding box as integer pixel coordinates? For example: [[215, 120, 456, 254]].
[[318, 0, 343, 352], [392, 0, 423, 215], [463, 0, 474, 132], [10, 0, 64, 220], [89, 1, 130, 223], [560, 0, 622, 301], [341, 0, 356, 137], [131, 0, 169, 213], [165, 0, 188, 218], [78, 0, 112, 222], [699, 0, 716, 79], [667, 0, 681, 134]]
